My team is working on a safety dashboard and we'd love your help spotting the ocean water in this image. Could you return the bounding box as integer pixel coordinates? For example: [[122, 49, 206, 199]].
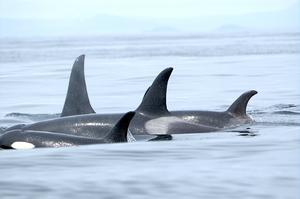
[[0, 32, 299, 199]]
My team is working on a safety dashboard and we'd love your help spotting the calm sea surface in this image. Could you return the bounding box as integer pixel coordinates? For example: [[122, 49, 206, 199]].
[[0, 33, 299, 199]]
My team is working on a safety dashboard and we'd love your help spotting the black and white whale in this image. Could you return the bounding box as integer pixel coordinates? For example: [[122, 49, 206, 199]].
[[1, 55, 257, 139], [60, 55, 257, 134], [0, 56, 173, 141], [170, 90, 257, 129], [0, 111, 135, 149], [0, 56, 218, 139]]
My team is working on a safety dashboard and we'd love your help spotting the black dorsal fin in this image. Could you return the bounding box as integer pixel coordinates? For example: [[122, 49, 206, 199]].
[[61, 55, 95, 117], [226, 90, 258, 116], [105, 111, 135, 143], [136, 67, 173, 115]]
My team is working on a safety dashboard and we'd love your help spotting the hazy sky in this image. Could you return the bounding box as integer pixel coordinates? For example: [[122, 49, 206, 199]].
[[0, 0, 298, 19]]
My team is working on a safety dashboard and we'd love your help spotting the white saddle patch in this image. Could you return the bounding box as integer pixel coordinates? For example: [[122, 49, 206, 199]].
[[11, 142, 35, 149], [145, 116, 184, 134]]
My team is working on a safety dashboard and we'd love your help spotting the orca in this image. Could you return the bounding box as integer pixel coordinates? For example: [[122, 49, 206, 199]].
[[63, 55, 257, 133], [1, 64, 217, 139], [18, 67, 216, 137], [0, 112, 135, 149], [57, 57, 257, 134], [1, 55, 257, 140], [170, 90, 258, 129]]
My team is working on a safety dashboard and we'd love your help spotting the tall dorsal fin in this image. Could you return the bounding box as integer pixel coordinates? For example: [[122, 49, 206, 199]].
[[226, 90, 258, 116], [61, 55, 95, 117], [105, 111, 135, 143], [136, 67, 173, 115]]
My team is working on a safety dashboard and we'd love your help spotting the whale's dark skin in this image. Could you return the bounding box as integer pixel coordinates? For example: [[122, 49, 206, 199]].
[[1, 55, 257, 139], [0, 112, 135, 149], [15, 68, 217, 138], [170, 90, 258, 128], [19, 88, 256, 136], [60, 55, 95, 117]]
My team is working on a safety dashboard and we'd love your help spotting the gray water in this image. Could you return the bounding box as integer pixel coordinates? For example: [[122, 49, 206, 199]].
[[0, 32, 299, 199]]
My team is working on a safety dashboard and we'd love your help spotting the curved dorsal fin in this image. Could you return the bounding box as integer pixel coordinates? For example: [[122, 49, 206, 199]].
[[105, 111, 135, 143], [61, 55, 95, 117], [136, 67, 173, 115], [226, 90, 257, 116]]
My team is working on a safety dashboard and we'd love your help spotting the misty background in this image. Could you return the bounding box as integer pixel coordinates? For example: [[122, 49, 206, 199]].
[[0, 0, 299, 38]]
